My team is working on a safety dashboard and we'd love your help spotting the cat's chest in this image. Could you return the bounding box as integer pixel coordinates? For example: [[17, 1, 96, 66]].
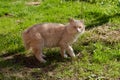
[[73, 33, 81, 42], [63, 33, 81, 44]]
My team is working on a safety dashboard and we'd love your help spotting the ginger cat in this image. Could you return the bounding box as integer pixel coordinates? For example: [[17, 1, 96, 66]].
[[22, 18, 85, 63]]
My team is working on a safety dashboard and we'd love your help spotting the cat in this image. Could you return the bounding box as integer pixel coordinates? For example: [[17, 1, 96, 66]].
[[22, 18, 85, 63]]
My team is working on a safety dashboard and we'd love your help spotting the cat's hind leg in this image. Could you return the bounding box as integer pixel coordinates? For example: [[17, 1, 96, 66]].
[[30, 34, 46, 63], [32, 46, 46, 63]]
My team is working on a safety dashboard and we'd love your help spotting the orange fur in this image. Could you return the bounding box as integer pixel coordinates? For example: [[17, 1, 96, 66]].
[[22, 19, 85, 63]]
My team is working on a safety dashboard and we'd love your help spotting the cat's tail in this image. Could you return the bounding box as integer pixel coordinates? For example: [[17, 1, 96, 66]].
[[22, 30, 31, 50]]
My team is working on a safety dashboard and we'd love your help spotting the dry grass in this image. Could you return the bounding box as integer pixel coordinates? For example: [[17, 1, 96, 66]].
[[81, 25, 120, 45], [0, 0, 120, 79]]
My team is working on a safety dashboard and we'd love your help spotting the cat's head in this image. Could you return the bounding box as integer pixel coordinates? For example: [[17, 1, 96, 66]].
[[68, 18, 85, 34]]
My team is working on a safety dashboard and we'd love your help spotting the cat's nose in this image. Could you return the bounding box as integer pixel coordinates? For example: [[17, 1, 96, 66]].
[[77, 28, 81, 32]]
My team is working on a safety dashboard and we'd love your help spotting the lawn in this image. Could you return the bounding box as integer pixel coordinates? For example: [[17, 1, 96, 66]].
[[0, 0, 120, 80]]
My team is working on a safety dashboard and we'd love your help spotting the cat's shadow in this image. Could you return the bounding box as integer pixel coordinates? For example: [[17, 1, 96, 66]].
[[0, 49, 70, 72]]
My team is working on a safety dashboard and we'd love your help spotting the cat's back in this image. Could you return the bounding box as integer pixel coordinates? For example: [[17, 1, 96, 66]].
[[35, 23, 65, 31], [24, 23, 65, 34], [30, 23, 65, 36], [34, 23, 65, 47]]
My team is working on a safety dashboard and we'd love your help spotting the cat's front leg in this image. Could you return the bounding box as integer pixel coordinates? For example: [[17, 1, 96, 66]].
[[66, 45, 76, 58], [60, 47, 68, 58], [41, 54, 46, 58], [60, 43, 75, 58]]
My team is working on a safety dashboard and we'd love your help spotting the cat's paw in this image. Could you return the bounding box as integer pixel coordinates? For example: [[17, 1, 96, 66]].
[[63, 54, 68, 58], [40, 58, 47, 63], [42, 54, 46, 58]]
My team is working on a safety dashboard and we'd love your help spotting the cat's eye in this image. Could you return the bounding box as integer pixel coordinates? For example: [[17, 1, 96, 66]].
[[73, 26, 77, 28], [78, 26, 82, 28]]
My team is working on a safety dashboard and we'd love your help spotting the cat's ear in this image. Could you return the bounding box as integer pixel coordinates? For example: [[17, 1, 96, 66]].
[[69, 18, 75, 24], [80, 19, 84, 23]]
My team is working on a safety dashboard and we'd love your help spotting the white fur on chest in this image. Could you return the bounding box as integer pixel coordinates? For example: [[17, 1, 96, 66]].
[[73, 33, 81, 43], [66, 33, 81, 44]]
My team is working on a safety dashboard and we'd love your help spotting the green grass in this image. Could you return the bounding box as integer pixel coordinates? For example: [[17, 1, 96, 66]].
[[0, 0, 120, 80]]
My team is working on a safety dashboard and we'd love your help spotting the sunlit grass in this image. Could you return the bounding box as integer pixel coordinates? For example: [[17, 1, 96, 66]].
[[0, 0, 120, 79]]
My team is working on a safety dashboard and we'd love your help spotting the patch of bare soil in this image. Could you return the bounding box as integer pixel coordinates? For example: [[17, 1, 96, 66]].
[[82, 25, 120, 44], [26, 2, 41, 6]]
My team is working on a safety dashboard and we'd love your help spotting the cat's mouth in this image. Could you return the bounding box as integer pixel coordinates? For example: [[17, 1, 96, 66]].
[[76, 28, 85, 33]]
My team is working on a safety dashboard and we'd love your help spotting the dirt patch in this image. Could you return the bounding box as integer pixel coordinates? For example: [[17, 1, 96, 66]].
[[81, 25, 120, 45], [26, 2, 41, 6]]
